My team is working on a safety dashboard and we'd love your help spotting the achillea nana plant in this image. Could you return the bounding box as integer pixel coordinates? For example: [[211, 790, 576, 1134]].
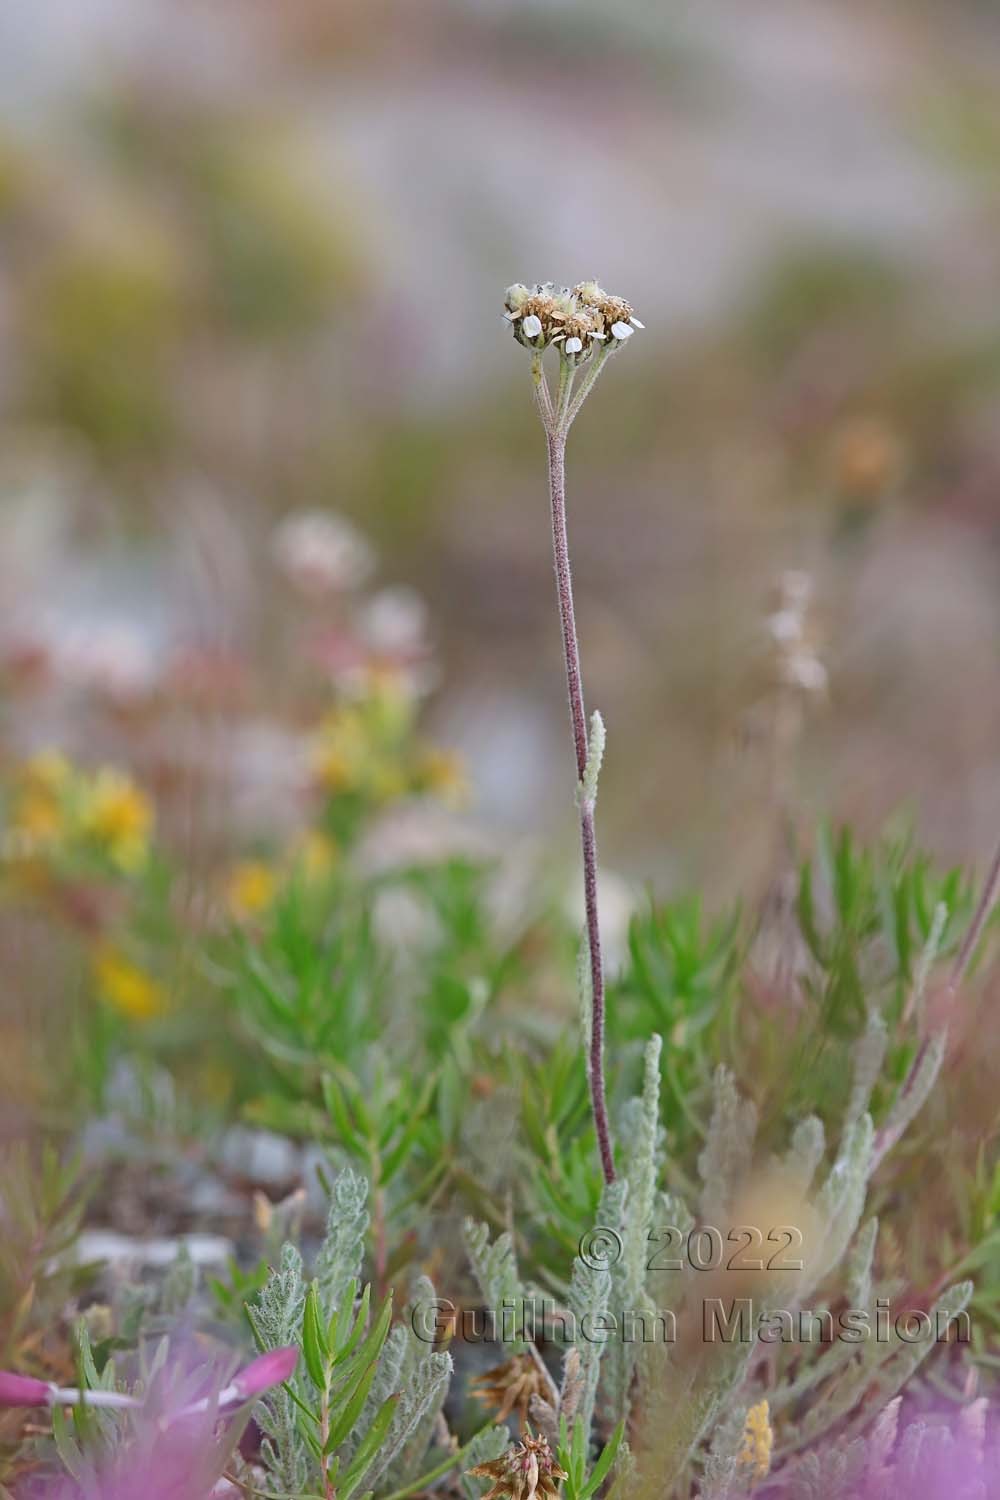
[[504, 279, 645, 1186]]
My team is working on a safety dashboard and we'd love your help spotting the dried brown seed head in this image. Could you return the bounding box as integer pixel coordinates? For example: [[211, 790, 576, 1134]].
[[468, 1432, 568, 1500], [471, 1353, 549, 1425]]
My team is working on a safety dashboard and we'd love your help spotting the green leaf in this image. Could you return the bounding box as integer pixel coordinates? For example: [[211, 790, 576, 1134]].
[[303, 1281, 330, 1390], [334, 1290, 394, 1390], [325, 1354, 381, 1454], [579, 1422, 625, 1500], [340, 1393, 401, 1500], [331, 1279, 367, 1358]]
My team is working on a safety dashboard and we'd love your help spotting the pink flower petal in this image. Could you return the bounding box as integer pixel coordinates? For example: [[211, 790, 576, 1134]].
[[228, 1347, 298, 1403], [0, 1370, 53, 1407]]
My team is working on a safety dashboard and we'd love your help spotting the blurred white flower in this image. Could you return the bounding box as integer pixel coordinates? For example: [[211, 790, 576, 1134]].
[[782, 652, 828, 694], [359, 585, 429, 655], [767, 570, 827, 698], [271, 510, 374, 596], [767, 608, 803, 645], [54, 622, 159, 704]]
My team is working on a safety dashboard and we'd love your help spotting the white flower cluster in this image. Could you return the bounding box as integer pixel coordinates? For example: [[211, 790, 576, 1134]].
[[503, 281, 643, 366]]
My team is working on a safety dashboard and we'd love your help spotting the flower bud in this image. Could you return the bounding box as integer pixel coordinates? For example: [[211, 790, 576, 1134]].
[[226, 1347, 298, 1404], [0, 1371, 54, 1407]]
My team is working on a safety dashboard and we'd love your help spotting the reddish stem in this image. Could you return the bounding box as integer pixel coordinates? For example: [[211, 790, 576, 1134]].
[[545, 428, 615, 1185]]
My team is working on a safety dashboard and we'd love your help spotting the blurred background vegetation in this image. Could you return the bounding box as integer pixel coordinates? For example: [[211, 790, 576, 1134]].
[[2, 0, 999, 886]]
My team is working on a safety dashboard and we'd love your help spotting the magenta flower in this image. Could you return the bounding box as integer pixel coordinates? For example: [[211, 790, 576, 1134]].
[[0, 1371, 53, 1407], [819, 1397, 1000, 1500], [221, 1346, 298, 1406], [4, 1345, 299, 1499], [39, 1405, 237, 1500], [0, 1370, 138, 1411], [0, 1347, 296, 1416]]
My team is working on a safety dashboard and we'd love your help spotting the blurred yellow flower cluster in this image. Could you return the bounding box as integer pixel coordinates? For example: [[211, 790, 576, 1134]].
[[4, 752, 154, 875], [737, 1399, 773, 1482], [92, 943, 168, 1021], [309, 679, 467, 811], [224, 830, 337, 923]]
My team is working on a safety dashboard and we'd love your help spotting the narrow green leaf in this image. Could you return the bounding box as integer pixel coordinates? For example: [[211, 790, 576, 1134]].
[[333, 1290, 393, 1388], [328, 1278, 359, 1350], [303, 1282, 330, 1390], [340, 1393, 401, 1499], [580, 1422, 625, 1500], [325, 1355, 380, 1454]]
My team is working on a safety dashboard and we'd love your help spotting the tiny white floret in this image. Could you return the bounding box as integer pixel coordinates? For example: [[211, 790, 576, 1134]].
[[522, 314, 543, 338], [610, 321, 633, 340], [789, 655, 828, 694], [630, 316, 645, 329], [565, 337, 583, 354], [767, 609, 802, 645]]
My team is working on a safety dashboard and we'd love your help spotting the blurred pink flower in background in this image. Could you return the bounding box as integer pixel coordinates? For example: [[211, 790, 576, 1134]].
[[3, 1346, 297, 1500]]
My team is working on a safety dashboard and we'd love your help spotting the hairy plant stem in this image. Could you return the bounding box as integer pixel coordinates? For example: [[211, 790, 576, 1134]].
[[535, 358, 615, 1184]]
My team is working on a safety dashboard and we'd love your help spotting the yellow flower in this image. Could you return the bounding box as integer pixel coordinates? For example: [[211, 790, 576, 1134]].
[[311, 708, 368, 793], [79, 769, 153, 872], [362, 670, 416, 735], [368, 760, 409, 804], [93, 945, 168, 1021], [288, 830, 337, 884], [225, 860, 278, 921], [10, 751, 73, 844], [418, 747, 468, 807], [737, 1399, 773, 1483]]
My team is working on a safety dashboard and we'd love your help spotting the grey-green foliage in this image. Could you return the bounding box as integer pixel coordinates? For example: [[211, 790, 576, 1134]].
[[781, 1280, 972, 1458], [577, 710, 606, 808], [463, 1424, 513, 1500], [700, 1397, 755, 1500], [603, 1035, 663, 1425], [617, 1067, 764, 1486], [845, 1215, 878, 1308], [315, 1163, 369, 1307], [463, 1217, 523, 1320], [568, 1177, 626, 1445], [802, 1112, 874, 1301], [782, 1114, 825, 1192], [767, 1216, 881, 1423], [873, 1028, 948, 1164], [625, 1021, 965, 1495], [376, 1277, 453, 1493], [845, 1010, 887, 1128], [785, 1439, 868, 1500], [698, 1066, 757, 1226], [249, 1169, 453, 1500], [248, 1241, 308, 1496]]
